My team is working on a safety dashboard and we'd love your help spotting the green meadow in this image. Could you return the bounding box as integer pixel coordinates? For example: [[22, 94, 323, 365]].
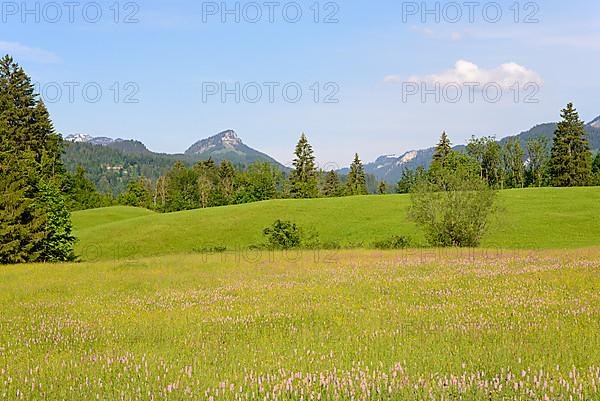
[[0, 250, 599, 400], [2, 188, 600, 400], [73, 187, 600, 261]]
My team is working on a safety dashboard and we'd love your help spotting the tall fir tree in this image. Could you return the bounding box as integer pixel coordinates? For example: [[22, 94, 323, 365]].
[[593, 153, 600, 174], [346, 153, 368, 195], [322, 170, 341, 197], [0, 152, 47, 264], [289, 133, 319, 198], [65, 166, 104, 211], [431, 131, 452, 168], [0, 55, 75, 263], [549, 103, 593, 187]]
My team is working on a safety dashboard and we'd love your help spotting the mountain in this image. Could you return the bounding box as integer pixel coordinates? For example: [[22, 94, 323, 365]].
[[364, 116, 600, 184], [65, 134, 153, 154], [63, 130, 284, 195], [185, 130, 283, 167]]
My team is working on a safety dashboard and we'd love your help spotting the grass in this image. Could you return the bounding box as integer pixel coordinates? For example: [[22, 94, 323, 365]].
[[72, 187, 600, 261], [0, 250, 598, 400]]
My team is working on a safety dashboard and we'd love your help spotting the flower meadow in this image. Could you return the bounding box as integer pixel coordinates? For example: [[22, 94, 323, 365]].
[[0, 249, 599, 400]]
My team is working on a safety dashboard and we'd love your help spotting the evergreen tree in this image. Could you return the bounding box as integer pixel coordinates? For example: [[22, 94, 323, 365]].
[[65, 166, 104, 210], [396, 167, 426, 194], [378, 181, 388, 194], [0, 55, 75, 263], [0, 152, 47, 264], [549, 103, 593, 187], [37, 180, 76, 262], [431, 131, 452, 168], [289, 133, 319, 198], [593, 153, 600, 186], [346, 153, 368, 195], [593, 153, 600, 174], [322, 170, 341, 197]]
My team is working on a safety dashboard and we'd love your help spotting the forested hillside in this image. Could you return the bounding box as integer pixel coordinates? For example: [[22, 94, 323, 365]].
[[62, 142, 187, 195]]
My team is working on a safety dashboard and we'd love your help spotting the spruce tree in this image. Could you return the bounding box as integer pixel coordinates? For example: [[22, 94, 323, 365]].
[[432, 131, 452, 168], [593, 153, 600, 186], [65, 166, 103, 211], [37, 180, 76, 262], [289, 133, 319, 198], [549, 103, 593, 187], [0, 55, 75, 263], [593, 153, 600, 174], [0, 151, 47, 264], [346, 153, 368, 195], [378, 181, 388, 194], [322, 170, 341, 197]]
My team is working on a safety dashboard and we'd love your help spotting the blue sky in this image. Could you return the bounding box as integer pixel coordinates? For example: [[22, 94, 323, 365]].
[[2, 0, 599, 167]]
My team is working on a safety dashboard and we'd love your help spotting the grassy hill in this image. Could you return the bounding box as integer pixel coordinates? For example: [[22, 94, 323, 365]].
[[72, 187, 600, 261]]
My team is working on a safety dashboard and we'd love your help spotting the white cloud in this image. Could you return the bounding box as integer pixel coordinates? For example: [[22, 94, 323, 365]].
[[393, 60, 543, 89], [0, 41, 60, 64], [383, 75, 403, 84]]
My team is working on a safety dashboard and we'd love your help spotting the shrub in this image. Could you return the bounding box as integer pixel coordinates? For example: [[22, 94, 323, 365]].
[[263, 220, 302, 249], [192, 245, 227, 254], [373, 235, 415, 249], [409, 165, 497, 248]]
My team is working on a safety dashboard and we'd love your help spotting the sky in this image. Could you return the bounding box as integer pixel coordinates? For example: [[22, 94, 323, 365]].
[[2, 0, 599, 167]]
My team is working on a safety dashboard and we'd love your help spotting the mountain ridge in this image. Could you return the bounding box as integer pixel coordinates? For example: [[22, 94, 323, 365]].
[[65, 114, 600, 187], [65, 130, 283, 167], [361, 116, 600, 183]]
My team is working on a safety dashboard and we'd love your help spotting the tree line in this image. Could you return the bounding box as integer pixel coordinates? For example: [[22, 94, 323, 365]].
[[112, 133, 372, 212], [398, 103, 599, 193], [406, 103, 597, 248]]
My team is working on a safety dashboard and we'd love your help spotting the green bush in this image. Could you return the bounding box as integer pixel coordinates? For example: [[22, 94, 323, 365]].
[[192, 245, 227, 254], [409, 160, 497, 248], [373, 235, 415, 249], [263, 220, 302, 249]]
